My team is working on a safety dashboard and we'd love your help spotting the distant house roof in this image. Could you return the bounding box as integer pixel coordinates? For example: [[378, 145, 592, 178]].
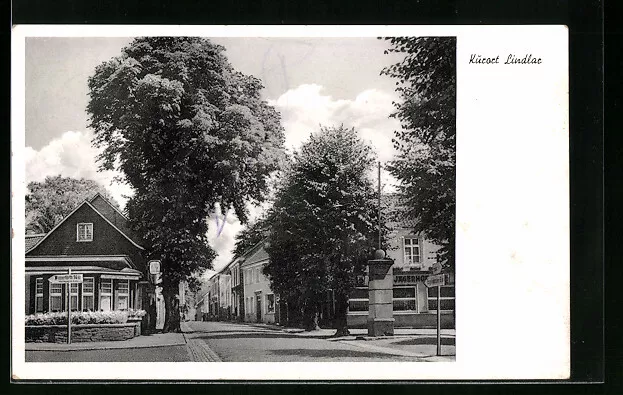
[[25, 234, 46, 252]]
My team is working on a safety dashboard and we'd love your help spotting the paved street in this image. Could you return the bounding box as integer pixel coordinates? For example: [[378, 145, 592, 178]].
[[25, 320, 455, 362], [184, 321, 451, 362]]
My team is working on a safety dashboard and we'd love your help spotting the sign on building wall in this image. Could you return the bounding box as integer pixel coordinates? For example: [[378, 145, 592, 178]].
[[394, 274, 428, 285]]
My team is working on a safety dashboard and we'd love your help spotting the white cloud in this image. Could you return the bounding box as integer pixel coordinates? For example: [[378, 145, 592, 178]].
[[269, 84, 401, 163], [206, 202, 270, 274], [24, 130, 133, 208]]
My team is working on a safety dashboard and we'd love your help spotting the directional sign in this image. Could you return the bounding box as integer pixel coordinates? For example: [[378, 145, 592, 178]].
[[424, 274, 445, 288], [49, 274, 83, 283]]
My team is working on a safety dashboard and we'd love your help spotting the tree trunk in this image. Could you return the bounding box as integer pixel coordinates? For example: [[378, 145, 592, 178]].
[[303, 300, 320, 331], [333, 291, 350, 337], [162, 286, 181, 333]]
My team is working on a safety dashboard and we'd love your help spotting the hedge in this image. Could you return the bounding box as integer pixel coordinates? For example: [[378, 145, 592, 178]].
[[25, 309, 146, 326]]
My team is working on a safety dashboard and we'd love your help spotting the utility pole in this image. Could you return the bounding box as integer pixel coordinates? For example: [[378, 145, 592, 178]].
[[378, 161, 382, 250], [67, 268, 72, 344]]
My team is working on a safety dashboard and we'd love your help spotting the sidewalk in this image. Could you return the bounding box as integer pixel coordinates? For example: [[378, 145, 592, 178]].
[[25, 331, 186, 351], [244, 322, 456, 360], [248, 322, 455, 340]]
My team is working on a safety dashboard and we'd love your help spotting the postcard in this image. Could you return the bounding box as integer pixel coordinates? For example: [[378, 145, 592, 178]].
[[11, 25, 569, 381]]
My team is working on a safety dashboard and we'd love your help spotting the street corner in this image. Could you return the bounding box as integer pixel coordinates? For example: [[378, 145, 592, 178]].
[[336, 334, 456, 360]]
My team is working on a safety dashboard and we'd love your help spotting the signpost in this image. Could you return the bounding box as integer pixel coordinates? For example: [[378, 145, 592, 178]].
[[49, 270, 83, 344], [149, 260, 161, 275], [425, 273, 445, 356], [149, 260, 162, 286]]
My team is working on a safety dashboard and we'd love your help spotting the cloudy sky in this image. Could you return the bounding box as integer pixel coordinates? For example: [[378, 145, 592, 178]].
[[24, 37, 404, 276]]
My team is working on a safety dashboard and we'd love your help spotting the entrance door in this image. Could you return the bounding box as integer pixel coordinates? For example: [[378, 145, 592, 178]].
[[256, 293, 262, 322]]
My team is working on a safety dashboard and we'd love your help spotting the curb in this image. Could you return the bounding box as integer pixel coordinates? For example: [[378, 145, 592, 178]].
[[24, 335, 187, 352]]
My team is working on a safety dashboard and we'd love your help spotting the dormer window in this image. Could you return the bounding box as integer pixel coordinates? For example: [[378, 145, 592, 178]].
[[77, 223, 93, 242]]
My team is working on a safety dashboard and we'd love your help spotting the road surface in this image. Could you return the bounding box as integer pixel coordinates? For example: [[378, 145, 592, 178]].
[[184, 321, 418, 362], [26, 320, 448, 362]]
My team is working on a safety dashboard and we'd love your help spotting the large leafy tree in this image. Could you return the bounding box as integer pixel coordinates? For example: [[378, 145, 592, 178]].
[[26, 175, 120, 233], [264, 126, 379, 335], [87, 37, 285, 332], [381, 37, 456, 272]]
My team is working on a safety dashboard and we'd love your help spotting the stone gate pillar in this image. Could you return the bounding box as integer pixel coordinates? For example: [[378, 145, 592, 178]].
[[367, 250, 394, 336]]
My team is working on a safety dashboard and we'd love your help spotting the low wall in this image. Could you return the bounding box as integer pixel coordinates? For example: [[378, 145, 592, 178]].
[[347, 312, 455, 329], [26, 323, 137, 343]]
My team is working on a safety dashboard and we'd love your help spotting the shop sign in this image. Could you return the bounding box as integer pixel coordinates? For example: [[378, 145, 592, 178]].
[[394, 274, 428, 285]]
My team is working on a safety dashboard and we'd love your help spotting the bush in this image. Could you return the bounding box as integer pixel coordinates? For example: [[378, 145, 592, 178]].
[[127, 308, 147, 319], [25, 310, 130, 326]]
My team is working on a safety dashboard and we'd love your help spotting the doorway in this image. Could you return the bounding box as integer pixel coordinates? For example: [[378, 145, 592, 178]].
[[256, 293, 262, 322]]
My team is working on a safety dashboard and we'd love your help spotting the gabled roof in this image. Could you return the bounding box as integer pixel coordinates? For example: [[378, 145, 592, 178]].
[[25, 234, 46, 252], [89, 192, 129, 220], [26, 195, 144, 254], [238, 238, 269, 267], [88, 192, 141, 244]]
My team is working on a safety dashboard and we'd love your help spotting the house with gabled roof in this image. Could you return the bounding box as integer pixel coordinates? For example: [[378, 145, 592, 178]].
[[24, 192, 153, 316]]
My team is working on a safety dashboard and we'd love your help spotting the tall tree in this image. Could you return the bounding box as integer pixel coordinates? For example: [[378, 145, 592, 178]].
[[264, 126, 378, 335], [87, 37, 285, 332], [25, 175, 120, 233], [381, 37, 456, 272]]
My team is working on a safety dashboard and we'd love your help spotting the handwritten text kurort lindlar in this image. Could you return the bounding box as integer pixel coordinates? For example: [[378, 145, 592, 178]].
[[469, 54, 543, 65]]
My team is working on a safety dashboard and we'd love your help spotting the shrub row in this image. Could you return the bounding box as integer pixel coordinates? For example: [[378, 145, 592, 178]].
[[25, 309, 146, 326]]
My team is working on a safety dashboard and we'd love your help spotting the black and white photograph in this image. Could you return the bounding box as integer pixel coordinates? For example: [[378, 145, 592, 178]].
[[12, 25, 569, 381], [20, 34, 456, 363]]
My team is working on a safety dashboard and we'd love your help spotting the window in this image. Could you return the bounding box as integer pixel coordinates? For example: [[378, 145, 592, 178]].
[[82, 277, 94, 311], [35, 278, 44, 313], [69, 283, 80, 311], [266, 294, 275, 313], [393, 286, 417, 311], [49, 282, 63, 312], [77, 223, 93, 242], [427, 285, 455, 312], [404, 237, 420, 265], [100, 279, 112, 311], [348, 287, 369, 312], [116, 280, 129, 310]]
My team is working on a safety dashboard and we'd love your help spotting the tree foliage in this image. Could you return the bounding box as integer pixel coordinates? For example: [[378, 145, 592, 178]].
[[381, 37, 456, 271], [25, 175, 120, 233], [86, 37, 285, 331], [264, 126, 379, 334], [233, 213, 271, 258]]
